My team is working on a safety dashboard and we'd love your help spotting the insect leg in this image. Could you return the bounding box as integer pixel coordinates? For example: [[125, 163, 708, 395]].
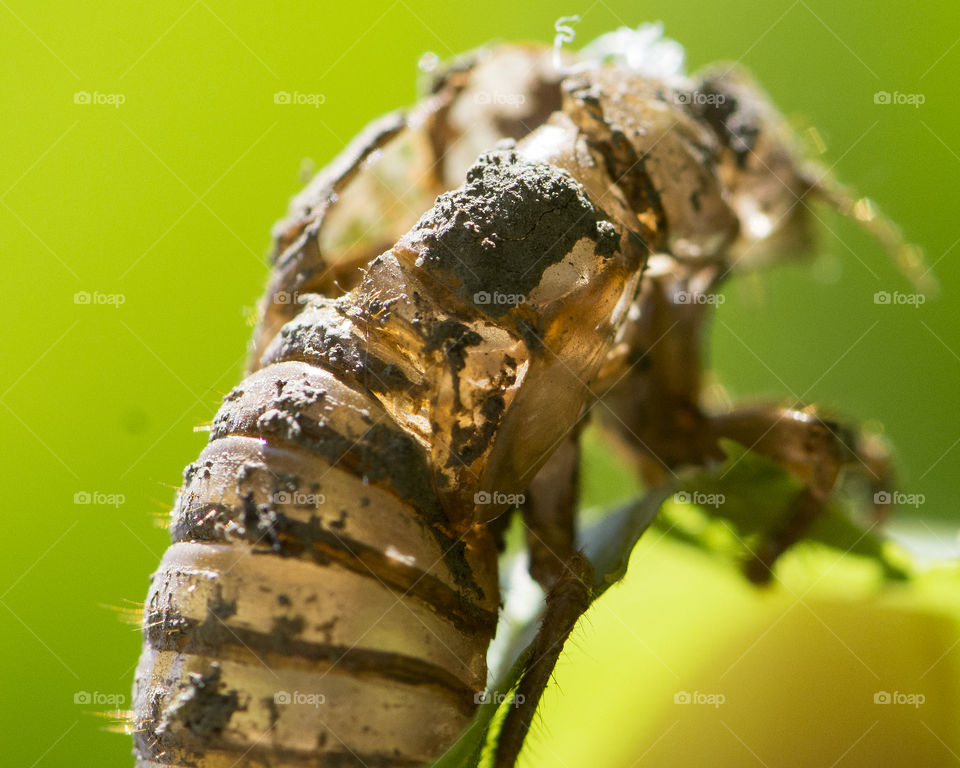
[[709, 406, 894, 583], [494, 551, 593, 768], [523, 435, 580, 587], [598, 263, 893, 582], [492, 436, 589, 767]]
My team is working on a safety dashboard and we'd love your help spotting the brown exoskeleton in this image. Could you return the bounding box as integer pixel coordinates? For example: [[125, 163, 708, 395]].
[[133, 25, 928, 768]]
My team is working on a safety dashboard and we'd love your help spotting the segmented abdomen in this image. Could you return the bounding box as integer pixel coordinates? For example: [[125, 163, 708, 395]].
[[133, 356, 499, 766], [132, 46, 572, 767]]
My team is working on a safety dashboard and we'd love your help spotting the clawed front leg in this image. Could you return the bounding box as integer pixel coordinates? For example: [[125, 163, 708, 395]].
[[597, 266, 895, 584], [709, 406, 894, 583]]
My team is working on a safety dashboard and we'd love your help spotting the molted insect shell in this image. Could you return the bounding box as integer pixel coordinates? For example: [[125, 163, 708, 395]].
[[134, 27, 909, 767]]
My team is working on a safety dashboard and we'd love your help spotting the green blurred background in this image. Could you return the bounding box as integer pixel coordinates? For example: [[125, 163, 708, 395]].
[[2, 1, 958, 766]]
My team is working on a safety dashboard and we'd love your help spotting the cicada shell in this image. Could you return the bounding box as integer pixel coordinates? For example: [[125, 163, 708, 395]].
[[133, 25, 922, 768]]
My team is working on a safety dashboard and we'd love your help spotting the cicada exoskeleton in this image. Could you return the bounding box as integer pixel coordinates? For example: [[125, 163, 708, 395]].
[[133, 25, 927, 768]]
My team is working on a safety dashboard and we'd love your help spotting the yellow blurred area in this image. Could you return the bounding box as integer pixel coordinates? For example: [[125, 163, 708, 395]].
[[527, 537, 960, 767]]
